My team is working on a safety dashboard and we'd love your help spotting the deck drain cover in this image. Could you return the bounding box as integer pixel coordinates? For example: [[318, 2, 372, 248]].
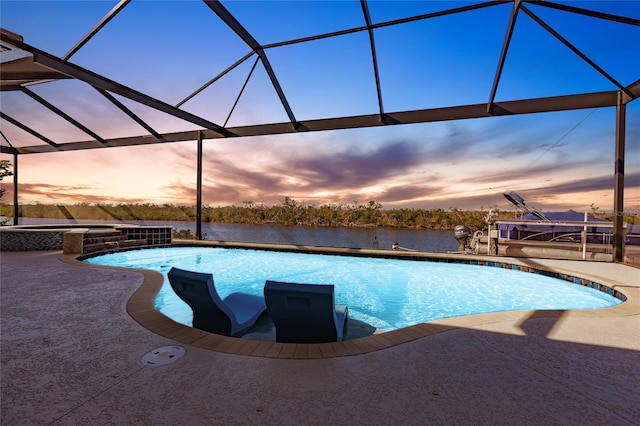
[[142, 346, 185, 366]]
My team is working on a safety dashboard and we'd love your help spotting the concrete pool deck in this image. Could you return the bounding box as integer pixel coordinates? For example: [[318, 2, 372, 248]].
[[1, 249, 639, 424]]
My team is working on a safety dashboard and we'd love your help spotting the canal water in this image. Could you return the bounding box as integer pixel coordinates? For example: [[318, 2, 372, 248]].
[[15, 218, 460, 252]]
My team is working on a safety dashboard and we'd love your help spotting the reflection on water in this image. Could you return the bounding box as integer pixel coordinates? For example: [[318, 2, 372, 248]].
[[17, 218, 459, 252]]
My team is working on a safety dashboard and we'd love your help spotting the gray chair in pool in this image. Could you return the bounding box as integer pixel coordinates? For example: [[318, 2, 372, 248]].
[[264, 280, 348, 343], [167, 267, 266, 337]]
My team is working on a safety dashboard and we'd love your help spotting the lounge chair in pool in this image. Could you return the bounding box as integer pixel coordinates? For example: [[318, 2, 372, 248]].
[[167, 267, 266, 337], [264, 280, 348, 343]]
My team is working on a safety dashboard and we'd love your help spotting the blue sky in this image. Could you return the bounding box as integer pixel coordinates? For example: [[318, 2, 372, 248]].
[[1, 1, 639, 213]]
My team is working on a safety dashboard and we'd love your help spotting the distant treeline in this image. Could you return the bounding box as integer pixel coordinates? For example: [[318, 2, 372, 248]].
[[1, 198, 636, 229], [2, 199, 492, 230]]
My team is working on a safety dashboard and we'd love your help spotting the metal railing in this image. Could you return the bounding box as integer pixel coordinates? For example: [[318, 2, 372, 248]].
[[493, 219, 632, 260]]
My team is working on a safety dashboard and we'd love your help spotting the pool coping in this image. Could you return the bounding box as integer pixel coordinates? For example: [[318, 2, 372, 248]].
[[63, 242, 640, 359]]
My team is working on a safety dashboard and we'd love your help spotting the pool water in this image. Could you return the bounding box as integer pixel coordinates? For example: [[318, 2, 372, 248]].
[[85, 246, 621, 332]]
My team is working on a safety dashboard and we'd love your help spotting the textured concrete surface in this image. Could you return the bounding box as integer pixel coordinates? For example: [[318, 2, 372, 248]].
[[1, 250, 639, 425]]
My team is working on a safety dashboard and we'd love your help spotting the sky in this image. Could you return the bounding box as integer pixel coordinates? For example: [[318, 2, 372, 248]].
[[1, 0, 639, 213]]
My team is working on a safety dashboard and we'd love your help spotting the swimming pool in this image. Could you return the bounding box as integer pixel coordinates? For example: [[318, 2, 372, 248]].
[[84, 246, 623, 332]]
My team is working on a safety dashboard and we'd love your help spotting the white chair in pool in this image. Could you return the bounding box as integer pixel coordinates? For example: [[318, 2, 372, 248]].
[[167, 267, 266, 337], [264, 280, 348, 343]]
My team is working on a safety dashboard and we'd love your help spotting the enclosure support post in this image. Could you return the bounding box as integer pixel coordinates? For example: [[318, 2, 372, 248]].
[[196, 131, 203, 240], [613, 92, 625, 263], [582, 211, 587, 260], [12, 152, 18, 225]]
